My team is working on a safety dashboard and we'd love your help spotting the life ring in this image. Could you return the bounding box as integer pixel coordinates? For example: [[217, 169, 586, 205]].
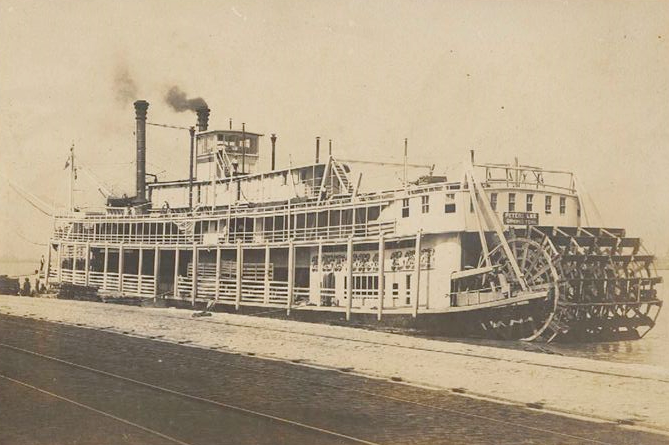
[[161, 201, 171, 214]]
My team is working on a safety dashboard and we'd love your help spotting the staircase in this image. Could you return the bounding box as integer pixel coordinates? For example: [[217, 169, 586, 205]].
[[331, 160, 353, 194]]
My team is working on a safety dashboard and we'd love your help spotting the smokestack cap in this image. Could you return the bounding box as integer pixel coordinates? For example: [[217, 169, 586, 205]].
[[134, 100, 149, 119], [196, 107, 210, 132]]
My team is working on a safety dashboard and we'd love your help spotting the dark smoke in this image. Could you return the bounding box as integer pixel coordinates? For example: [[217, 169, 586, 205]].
[[113, 65, 138, 105], [165, 86, 208, 112]]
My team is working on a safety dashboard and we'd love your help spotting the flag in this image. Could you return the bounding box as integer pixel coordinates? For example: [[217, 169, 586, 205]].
[[64, 159, 70, 169]]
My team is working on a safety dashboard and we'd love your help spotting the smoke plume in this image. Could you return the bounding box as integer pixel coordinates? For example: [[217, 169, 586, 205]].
[[165, 86, 208, 112], [113, 65, 138, 105]]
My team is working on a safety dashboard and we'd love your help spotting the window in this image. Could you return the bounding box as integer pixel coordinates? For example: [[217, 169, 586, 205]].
[[402, 198, 410, 218], [392, 283, 399, 296], [421, 195, 430, 213], [559, 196, 566, 215], [444, 194, 456, 213], [526, 194, 534, 212], [508, 193, 516, 212], [405, 275, 411, 305], [545, 195, 552, 214], [490, 193, 498, 211]]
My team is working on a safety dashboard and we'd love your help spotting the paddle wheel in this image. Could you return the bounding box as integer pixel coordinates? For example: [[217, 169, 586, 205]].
[[519, 226, 663, 342], [473, 227, 663, 342]]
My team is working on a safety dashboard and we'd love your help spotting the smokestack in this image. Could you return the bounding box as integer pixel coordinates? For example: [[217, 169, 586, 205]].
[[315, 137, 320, 163], [196, 107, 210, 132], [134, 100, 149, 202], [270, 134, 277, 170]]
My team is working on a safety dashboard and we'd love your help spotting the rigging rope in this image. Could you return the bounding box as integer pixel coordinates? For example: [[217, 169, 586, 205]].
[[4, 178, 54, 217]]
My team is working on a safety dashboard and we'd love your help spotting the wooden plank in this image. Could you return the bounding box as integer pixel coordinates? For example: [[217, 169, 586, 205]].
[[263, 244, 271, 304], [377, 234, 385, 321], [287, 240, 294, 315], [153, 245, 160, 298], [173, 248, 180, 298], [84, 243, 90, 287], [235, 241, 242, 310], [346, 237, 353, 321], [412, 230, 422, 318]]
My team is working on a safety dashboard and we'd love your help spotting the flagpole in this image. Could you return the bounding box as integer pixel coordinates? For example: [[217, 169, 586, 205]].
[[68, 143, 75, 214]]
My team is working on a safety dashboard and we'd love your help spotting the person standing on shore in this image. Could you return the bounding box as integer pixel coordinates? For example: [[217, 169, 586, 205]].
[[22, 278, 31, 296], [34, 270, 40, 295]]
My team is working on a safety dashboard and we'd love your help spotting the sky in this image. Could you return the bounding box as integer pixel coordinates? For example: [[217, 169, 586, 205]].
[[0, 0, 668, 261]]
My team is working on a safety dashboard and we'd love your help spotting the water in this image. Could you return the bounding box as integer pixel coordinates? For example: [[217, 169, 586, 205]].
[[0, 260, 41, 278], [0, 260, 666, 368]]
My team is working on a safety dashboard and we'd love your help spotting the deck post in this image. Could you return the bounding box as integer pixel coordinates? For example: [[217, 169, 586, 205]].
[[44, 242, 52, 286], [138, 247, 143, 295], [377, 234, 385, 321], [263, 243, 270, 304], [71, 243, 77, 283], [57, 241, 62, 283], [191, 244, 198, 306], [235, 240, 242, 310], [346, 236, 353, 321], [287, 240, 294, 315], [173, 248, 180, 299], [412, 230, 422, 318], [153, 245, 160, 298], [215, 246, 221, 302], [84, 242, 90, 287], [102, 245, 109, 290], [118, 243, 124, 293], [317, 239, 323, 306]]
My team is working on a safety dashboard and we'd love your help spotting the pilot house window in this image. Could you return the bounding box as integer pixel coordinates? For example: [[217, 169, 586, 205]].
[[490, 193, 498, 211], [526, 194, 534, 212], [545, 195, 552, 214], [560, 196, 566, 215]]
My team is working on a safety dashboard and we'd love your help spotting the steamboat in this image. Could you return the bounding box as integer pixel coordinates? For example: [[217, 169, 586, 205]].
[[43, 100, 663, 342]]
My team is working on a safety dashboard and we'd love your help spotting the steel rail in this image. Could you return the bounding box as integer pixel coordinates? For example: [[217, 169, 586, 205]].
[[0, 373, 193, 445]]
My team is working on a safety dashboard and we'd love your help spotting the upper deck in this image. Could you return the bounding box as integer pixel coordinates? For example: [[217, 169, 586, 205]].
[[52, 159, 583, 247]]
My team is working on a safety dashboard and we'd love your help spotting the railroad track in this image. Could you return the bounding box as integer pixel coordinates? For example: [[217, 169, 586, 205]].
[[0, 315, 655, 445]]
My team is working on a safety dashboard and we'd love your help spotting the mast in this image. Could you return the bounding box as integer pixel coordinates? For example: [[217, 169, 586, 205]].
[[403, 138, 408, 187], [68, 143, 75, 214]]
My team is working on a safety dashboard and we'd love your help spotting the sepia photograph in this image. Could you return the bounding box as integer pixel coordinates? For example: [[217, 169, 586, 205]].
[[0, 0, 668, 443]]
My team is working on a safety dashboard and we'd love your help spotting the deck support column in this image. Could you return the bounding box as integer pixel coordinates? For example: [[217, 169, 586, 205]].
[[118, 243, 124, 293], [57, 241, 62, 283], [317, 239, 323, 306], [287, 239, 294, 315], [215, 246, 221, 303], [71, 244, 77, 283], [173, 248, 180, 299], [377, 234, 385, 321], [346, 236, 353, 321], [84, 242, 90, 287], [235, 241, 242, 310], [44, 242, 52, 286], [153, 246, 160, 298], [412, 230, 422, 318], [263, 243, 270, 304], [102, 245, 109, 290], [191, 244, 198, 306], [138, 247, 143, 295]]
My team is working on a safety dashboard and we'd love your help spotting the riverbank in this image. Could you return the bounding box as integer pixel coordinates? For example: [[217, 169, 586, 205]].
[[1, 294, 668, 435]]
